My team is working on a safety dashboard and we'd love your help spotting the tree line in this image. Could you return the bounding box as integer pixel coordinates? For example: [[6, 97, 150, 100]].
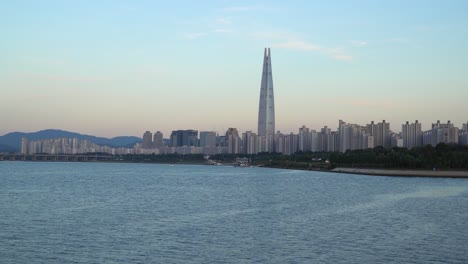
[[117, 143, 468, 170]]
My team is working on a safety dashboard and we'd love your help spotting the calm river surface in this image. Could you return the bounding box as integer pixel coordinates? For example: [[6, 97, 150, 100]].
[[1, 161, 468, 263]]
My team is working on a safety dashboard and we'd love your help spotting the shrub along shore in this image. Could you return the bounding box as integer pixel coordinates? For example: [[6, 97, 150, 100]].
[[117, 143, 468, 175]]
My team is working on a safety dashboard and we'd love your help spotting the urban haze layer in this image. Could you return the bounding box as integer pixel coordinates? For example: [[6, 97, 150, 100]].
[[20, 48, 468, 156]]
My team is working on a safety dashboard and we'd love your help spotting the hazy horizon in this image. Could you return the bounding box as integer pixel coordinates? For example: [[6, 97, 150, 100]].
[[1, 1, 467, 138]]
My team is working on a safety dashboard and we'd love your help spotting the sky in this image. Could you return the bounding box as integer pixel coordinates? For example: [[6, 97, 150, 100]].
[[1, 0, 467, 138]]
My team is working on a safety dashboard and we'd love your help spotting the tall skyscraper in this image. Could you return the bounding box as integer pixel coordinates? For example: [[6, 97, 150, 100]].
[[339, 120, 373, 152], [366, 120, 390, 148], [298, 125, 310, 152], [153, 131, 164, 148], [242, 131, 258, 154], [21, 137, 28, 155], [142, 131, 153, 149], [170, 130, 198, 147], [199, 131, 217, 147], [402, 120, 422, 149], [258, 48, 275, 138], [225, 128, 241, 154], [422, 120, 459, 146]]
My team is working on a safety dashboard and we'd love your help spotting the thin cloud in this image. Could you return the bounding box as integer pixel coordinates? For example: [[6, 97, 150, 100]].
[[252, 31, 300, 40], [272, 41, 320, 51], [216, 17, 231, 24], [332, 54, 353, 61], [327, 48, 353, 61], [185, 32, 207, 39], [223, 6, 257, 12], [386, 37, 410, 44], [273, 42, 353, 61], [350, 40, 367, 47], [213, 29, 232, 33], [254, 30, 352, 61], [349, 100, 396, 108]]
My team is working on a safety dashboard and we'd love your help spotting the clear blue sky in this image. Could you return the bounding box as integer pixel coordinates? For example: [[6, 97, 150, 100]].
[[1, 0, 467, 137]]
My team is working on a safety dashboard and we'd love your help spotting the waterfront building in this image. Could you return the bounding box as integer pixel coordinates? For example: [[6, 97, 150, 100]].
[[199, 131, 217, 147], [201, 146, 225, 155], [275, 131, 285, 154], [23, 137, 136, 155], [298, 126, 310, 152], [258, 48, 275, 139], [319, 126, 331, 152], [170, 130, 199, 147], [433, 120, 458, 145], [390, 132, 404, 148], [327, 132, 339, 152], [422, 120, 459, 146], [279, 133, 299, 155], [142, 131, 153, 149], [366, 120, 390, 148], [27, 141, 37, 155], [282, 133, 297, 155], [310, 130, 319, 152], [153, 131, 164, 148], [242, 131, 258, 154], [463, 122, 468, 132], [217, 135, 226, 148], [339, 120, 373, 152], [225, 128, 241, 154], [459, 131, 468, 146], [20, 137, 28, 155], [174, 146, 202, 155], [402, 120, 422, 149]]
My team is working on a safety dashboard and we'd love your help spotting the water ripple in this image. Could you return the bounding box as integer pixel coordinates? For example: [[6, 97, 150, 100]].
[[1, 162, 467, 263]]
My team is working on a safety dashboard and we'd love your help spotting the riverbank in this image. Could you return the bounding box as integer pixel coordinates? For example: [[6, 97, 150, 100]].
[[3, 159, 468, 178], [331, 168, 468, 178]]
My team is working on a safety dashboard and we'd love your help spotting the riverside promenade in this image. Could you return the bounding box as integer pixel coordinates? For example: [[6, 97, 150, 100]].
[[332, 168, 468, 178]]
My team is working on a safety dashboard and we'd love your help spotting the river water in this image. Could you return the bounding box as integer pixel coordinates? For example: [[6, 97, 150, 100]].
[[1, 161, 467, 263]]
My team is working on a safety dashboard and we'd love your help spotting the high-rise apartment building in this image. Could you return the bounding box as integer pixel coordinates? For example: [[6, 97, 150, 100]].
[[461, 122, 468, 145], [153, 131, 164, 148], [366, 120, 390, 148], [320, 126, 332, 152], [422, 120, 459, 146], [298, 125, 310, 152], [142, 131, 153, 149], [199, 131, 217, 147], [242, 131, 258, 154], [258, 48, 275, 138], [170, 130, 198, 147], [20, 137, 28, 154], [402, 120, 422, 149], [339, 120, 373, 152], [225, 128, 241, 154], [275, 131, 285, 154], [462, 122, 468, 132], [390, 132, 403, 148]]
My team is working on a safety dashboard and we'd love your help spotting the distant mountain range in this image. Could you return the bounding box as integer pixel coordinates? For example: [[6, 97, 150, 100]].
[[0, 129, 142, 153]]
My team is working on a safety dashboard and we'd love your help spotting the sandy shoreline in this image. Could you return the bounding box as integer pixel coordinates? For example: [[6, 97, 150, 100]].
[[331, 168, 468, 178]]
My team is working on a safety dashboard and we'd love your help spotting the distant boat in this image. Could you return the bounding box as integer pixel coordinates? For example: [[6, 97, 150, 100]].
[[169, 164, 175, 167]]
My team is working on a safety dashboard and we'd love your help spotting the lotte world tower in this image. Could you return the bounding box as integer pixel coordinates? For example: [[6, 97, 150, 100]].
[[258, 48, 275, 137]]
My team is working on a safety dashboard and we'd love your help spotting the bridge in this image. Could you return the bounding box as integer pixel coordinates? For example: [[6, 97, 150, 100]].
[[0, 154, 115, 162]]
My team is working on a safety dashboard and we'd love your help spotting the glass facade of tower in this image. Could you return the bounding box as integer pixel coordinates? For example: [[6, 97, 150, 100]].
[[258, 48, 275, 138]]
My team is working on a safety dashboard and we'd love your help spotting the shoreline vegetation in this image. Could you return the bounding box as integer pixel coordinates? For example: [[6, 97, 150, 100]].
[[330, 168, 468, 178], [2, 143, 468, 178]]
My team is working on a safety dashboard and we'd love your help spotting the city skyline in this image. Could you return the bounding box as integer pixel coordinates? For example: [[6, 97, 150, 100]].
[[19, 119, 468, 156], [1, 1, 468, 138]]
